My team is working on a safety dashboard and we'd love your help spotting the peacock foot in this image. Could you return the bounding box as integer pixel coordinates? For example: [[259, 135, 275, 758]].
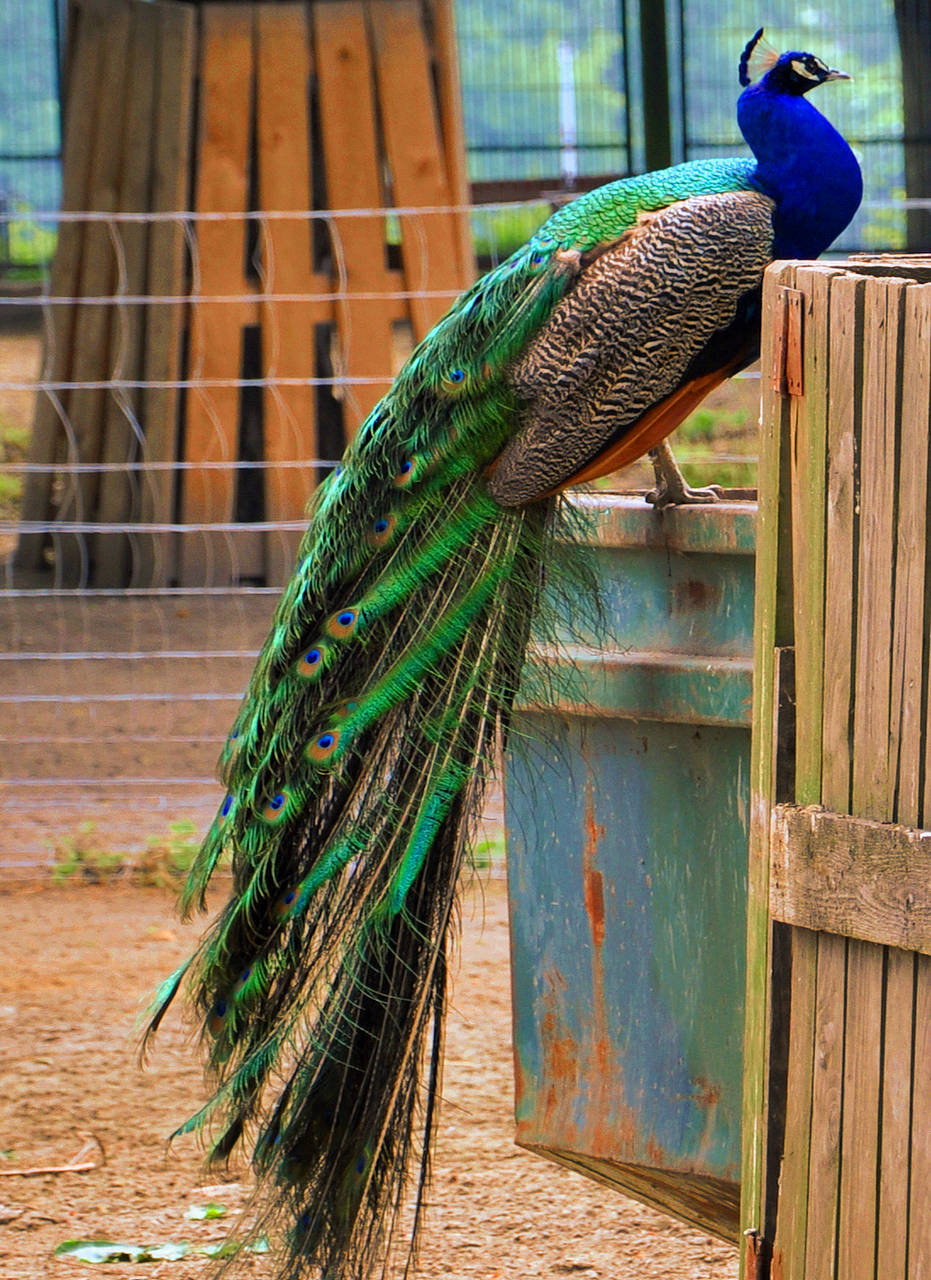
[[646, 441, 724, 508]]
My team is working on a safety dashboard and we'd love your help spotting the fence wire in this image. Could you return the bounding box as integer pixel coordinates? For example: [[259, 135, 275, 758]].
[[0, 196, 859, 870]]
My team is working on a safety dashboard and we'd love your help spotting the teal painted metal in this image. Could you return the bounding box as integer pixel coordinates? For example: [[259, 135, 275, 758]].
[[505, 493, 755, 1240]]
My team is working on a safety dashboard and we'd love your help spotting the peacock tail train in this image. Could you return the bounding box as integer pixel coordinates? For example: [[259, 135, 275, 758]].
[[144, 29, 863, 1279]]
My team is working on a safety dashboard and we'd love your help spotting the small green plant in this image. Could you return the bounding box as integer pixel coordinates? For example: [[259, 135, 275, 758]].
[[50, 820, 218, 888], [51, 823, 126, 883], [132, 821, 203, 888], [472, 833, 506, 870]]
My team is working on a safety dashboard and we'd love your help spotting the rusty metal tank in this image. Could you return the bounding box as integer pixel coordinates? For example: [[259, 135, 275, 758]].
[[504, 491, 755, 1242]]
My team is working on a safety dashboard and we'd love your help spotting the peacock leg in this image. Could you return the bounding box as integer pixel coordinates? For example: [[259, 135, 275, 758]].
[[646, 438, 724, 508]]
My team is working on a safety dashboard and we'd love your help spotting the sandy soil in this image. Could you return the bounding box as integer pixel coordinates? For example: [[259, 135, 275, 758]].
[[0, 879, 738, 1280]]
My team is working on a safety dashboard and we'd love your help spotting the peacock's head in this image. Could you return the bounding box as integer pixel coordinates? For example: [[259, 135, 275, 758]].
[[738, 28, 850, 96]]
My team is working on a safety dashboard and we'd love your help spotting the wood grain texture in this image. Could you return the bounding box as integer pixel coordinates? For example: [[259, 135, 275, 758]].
[[255, 2, 318, 585], [821, 272, 865, 816], [180, 4, 255, 587], [852, 278, 903, 822], [803, 932, 845, 1280], [56, 1, 132, 584], [15, 0, 104, 569], [877, 946, 916, 1279], [836, 938, 883, 1280], [741, 262, 797, 1252], [425, 0, 475, 284], [369, 0, 466, 340], [313, 1, 395, 430], [790, 267, 838, 805], [770, 804, 931, 955], [908, 953, 931, 1277], [770, 926, 817, 1280], [94, 0, 160, 588], [136, 0, 196, 588]]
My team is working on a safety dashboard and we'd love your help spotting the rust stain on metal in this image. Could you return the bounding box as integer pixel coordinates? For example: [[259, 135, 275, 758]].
[[744, 1229, 771, 1280], [646, 1135, 667, 1165], [583, 868, 606, 950], [583, 778, 606, 950], [672, 578, 718, 612], [692, 1076, 722, 1109]]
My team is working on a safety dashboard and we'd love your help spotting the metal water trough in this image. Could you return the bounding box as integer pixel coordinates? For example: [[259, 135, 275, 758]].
[[504, 491, 755, 1243]]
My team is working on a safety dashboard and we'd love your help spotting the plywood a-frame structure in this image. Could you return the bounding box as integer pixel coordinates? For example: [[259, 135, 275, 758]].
[[16, 0, 473, 588]]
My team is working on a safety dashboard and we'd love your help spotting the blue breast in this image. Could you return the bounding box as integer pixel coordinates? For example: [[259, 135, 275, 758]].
[[738, 83, 863, 259]]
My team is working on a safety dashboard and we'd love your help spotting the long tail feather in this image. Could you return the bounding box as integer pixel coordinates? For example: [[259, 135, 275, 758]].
[[144, 237, 587, 1279]]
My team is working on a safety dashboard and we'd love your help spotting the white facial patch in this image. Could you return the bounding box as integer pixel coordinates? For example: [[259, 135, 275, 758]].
[[791, 58, 823, 80]]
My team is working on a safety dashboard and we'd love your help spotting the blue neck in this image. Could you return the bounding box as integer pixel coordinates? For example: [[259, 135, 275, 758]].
[[737, 82, 862, 259]]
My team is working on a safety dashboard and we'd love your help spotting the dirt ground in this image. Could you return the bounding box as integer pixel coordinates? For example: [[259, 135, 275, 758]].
[[0, 878, 738, 1280]]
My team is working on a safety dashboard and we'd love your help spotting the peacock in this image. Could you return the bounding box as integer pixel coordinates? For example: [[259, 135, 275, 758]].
[[144, 30, 861, 1279]]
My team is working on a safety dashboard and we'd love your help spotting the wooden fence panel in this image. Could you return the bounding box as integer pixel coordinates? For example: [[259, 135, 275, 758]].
[[747, 264, 931, 1280]]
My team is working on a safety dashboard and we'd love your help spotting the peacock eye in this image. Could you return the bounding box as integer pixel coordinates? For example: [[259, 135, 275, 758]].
[[448, 367, 465, 382], [530, 250, 546, 267]]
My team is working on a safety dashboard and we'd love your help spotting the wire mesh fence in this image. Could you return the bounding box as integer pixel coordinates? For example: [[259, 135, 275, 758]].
[[0, 201, 554, 872]]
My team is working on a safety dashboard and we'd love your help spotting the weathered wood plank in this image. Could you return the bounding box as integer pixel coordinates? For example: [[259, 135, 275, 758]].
[[313, 0, 396, 430], [56, 1, 133, 584], [180, 3, 255, 586], [741, 262, 797, 1251], [884, 283, 923, 823], [15, 0, 103, 569], [255, 1, 318, 585], [878, 281, 931, 1280], [425, 0, 475, 285], [790, 267, 837, 805], [908, 954, 931, 1276], [369, 0, 466, 340], [852, 278, 902, 822], [135, 0, 196, 588], [770, 804, 931, 955], [877, 947, 915, 1279], [803, 932, 845, 1280], [95, 0, 160, 587], [771, 926, 818, 1280], [821, 272, 865, 815], [836, 938, 883, 1280]]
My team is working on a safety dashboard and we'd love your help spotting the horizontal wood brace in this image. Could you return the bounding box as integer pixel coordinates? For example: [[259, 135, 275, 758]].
[[770, 803, 931, 955]]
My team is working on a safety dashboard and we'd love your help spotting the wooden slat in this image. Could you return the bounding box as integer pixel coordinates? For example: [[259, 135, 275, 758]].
[[15, 0, 104, 571], [790, 267, 837, 804], [908, 954, 931, 1276], [878, 281, 931, 1279], [255, 2, 317, 586], [770, 805, 931, 955], [180, 3, 255, 587], [741, 262, 797, 1252], [426, 0, 475, 285], [852, 278, 904, 822], [821, 272, 865, 813], [836, 275, 903, 1280], [771, 926, 818, 1280], [313, 0, 395, 430], [135, 0, 196, 588], [369, 0, 467, 339], [836, 938, 884, 1280], [877, 947, 915, 1279], [94, 0, 160, 587], [56, 0, 133, 585], [803, 932, 845, 1280]]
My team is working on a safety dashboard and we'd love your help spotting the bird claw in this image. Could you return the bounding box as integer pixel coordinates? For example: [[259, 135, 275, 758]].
[[646, 441, 724, 508], [645, 480, 724, 509]]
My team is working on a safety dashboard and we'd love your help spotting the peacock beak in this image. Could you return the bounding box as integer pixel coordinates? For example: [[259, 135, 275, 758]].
[[823, 67, 851, 81]]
